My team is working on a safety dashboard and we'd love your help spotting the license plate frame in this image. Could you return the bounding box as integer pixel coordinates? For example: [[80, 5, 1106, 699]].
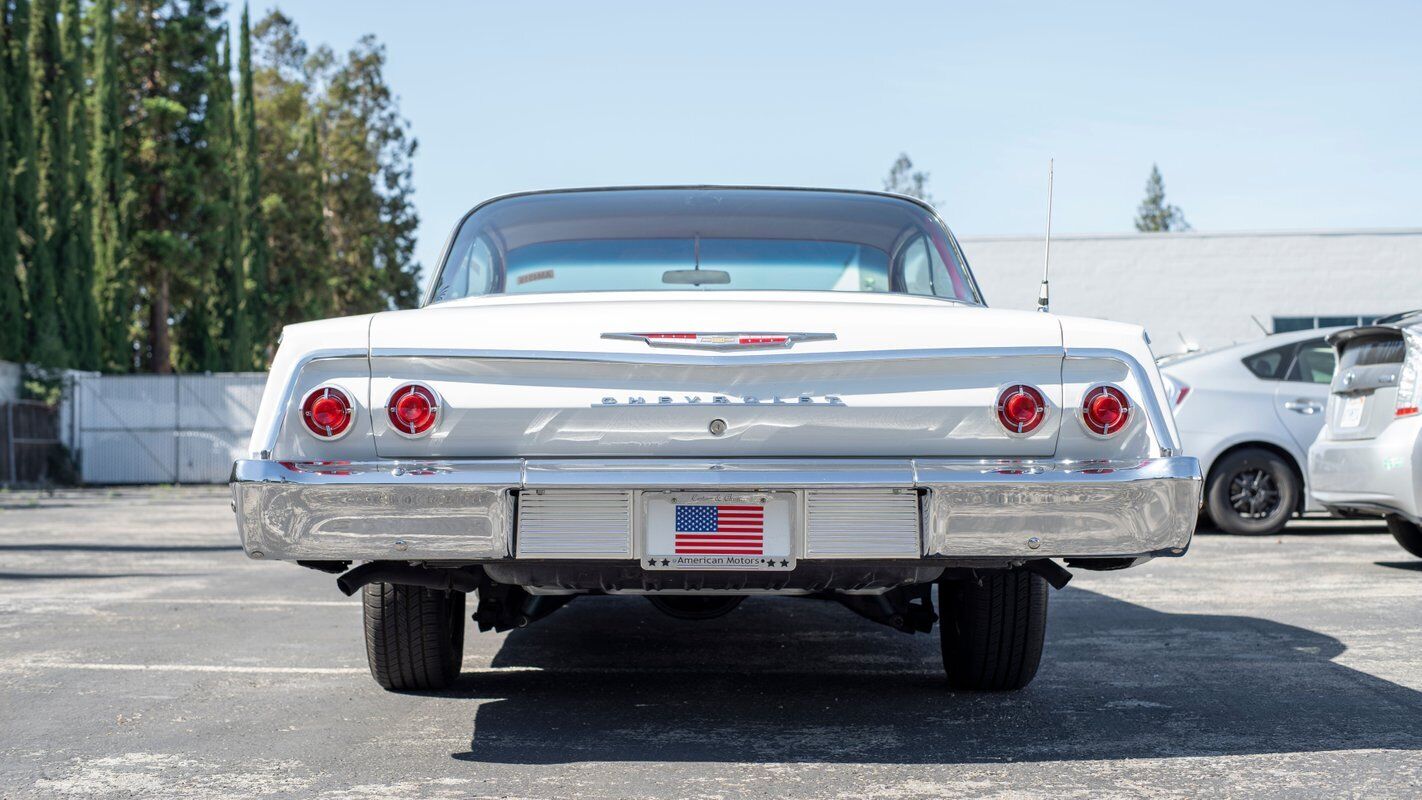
[[641, 491, 797, 571], [1340, 394, 1366, 428]]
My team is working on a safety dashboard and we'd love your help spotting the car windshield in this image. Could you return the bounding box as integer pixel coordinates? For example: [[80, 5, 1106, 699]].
[[428, 188, 981, 304]]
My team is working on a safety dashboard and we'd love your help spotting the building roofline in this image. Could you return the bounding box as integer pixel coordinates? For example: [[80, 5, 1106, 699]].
[[958, 227, 1422, 243]]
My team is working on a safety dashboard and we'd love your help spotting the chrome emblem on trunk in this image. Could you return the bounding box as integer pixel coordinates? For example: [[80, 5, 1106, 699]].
[[602, 332, 837, 351]]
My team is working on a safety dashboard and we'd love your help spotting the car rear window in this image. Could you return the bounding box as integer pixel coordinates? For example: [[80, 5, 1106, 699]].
[[429, 188, 981, 304], [1340, 338, 1406, 367], [1242, 344, 1295, 380]]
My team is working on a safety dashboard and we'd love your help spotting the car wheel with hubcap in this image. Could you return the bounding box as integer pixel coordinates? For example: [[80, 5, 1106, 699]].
[[938, 569, 1048, 691], [362, 582, 465, 691], [1387, 515, 1422, 558], [1205, 448, 1299, 536]]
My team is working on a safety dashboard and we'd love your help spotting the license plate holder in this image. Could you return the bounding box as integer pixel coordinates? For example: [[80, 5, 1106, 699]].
[[642, 491, 796, 570], [1340, 395, 1366, 428]]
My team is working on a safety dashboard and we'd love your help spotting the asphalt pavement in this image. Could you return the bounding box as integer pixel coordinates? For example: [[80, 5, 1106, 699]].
[[1, 487, 1420, 799]]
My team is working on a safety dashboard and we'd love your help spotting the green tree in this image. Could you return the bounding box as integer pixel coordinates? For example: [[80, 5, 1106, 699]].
[[236, 2, 267, 366], [7, 0, 40, 364], [26, 0, 68, 367], [0, 9, 23, 362], [249, 10, 329, 336], [118, 0, 223, 372], [1134, 163, 1190, 232], [88, 0, 130, 371], [883, 152, 936, 206], [207, 29, 246, 371], [314, 33, 420, 314], [61, 0, 97, 368]]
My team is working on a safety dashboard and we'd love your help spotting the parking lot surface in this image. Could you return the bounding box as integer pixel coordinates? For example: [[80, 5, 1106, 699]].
[[1, 487, 1421, 799]]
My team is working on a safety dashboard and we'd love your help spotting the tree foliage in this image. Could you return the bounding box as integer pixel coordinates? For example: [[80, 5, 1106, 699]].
[[0, 0, 419, 373], [0, 4, 26, 360], [1134, 163, 1190, 232], [883, 152, 936, 206], [87, 0, 130, 371]]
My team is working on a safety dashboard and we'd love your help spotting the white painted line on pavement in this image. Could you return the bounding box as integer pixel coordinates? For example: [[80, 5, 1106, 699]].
[[4, 660, 939, 677], [0, 597, 355, 607]]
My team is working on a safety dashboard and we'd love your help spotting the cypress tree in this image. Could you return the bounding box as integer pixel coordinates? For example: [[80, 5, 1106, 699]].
[[88, 0, 128, 371], [236, 3, 267, 367], [0, 9, 23, 362], [1134, 164, 1191, 233], [10, 0, 41, 363], [26, 0, 67, 367], [61, 0, 97, 368], [210, 30, 246, 370]]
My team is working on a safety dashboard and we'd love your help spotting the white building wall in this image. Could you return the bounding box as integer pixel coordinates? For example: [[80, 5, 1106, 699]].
[[958, 229, 1422, 354]]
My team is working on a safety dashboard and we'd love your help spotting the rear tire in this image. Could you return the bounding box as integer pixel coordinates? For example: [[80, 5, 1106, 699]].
[[1205, 447, 1299, 535], [939, 570, 1048, 691], [362, 582, 465, 691], [1387, 516, 1422, 558]]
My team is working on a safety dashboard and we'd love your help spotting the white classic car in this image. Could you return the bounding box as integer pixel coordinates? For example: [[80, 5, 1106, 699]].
[[232, 187, 1201, 692]]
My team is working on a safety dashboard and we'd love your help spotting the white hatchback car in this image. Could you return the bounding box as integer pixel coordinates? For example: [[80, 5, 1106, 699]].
[[1309, 313, 1422, 558], [1160, 328, 1341, 535]]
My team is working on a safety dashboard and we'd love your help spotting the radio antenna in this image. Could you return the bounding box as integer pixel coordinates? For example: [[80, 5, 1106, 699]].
[[1038, 159, 1054, 313]]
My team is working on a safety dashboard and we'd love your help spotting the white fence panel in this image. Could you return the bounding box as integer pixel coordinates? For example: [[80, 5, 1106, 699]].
[[72, 373, 267, 484]]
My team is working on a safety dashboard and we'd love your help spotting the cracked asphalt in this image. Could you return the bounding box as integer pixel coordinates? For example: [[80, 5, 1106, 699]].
[[1, 486, 1421, 799]]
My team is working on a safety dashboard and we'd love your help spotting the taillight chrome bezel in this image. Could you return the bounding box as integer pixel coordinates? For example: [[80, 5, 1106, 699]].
[[1080, 384, 1133, 437], [299, 385, 355, 441], [995, 383, 1048, 436], [385, 382, 442, 438]]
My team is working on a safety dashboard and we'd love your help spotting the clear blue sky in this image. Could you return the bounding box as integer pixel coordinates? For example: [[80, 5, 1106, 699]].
[[225, 1, 1422, 282]]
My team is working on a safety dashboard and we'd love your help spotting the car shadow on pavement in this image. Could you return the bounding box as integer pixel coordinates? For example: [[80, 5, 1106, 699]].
[[447, 589, 1422, 765], [1376, 560, 1422, 572]]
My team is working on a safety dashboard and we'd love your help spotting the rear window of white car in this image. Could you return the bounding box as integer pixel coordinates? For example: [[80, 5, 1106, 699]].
[[429, 188, 981, 304]]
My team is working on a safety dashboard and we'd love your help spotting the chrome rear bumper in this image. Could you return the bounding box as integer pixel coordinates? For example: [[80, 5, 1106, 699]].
[[231, 457, 1200, 563]]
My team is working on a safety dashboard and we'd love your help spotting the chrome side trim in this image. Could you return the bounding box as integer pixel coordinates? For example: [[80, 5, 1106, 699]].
[[369, 345, 1064, 368]]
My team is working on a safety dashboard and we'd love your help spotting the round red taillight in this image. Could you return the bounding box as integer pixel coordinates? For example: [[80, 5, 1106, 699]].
[[387, 384, 440, 436], [1082, 385, 1131, 436], [301, 386, 353, 440], [996, 384, 1046, 434]]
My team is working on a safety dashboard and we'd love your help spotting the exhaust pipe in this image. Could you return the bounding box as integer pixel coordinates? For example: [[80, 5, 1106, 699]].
[[335, 562, 484, 597]]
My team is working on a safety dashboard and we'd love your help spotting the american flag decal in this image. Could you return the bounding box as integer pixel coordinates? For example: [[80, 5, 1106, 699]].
[[674, 504, 765, 555]]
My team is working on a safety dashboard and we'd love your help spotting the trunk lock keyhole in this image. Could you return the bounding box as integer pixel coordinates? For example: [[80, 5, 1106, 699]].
[[708, 418, 728, 436]]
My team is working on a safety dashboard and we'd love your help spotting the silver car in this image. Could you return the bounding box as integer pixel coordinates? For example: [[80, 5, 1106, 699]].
[[1161, 328, 1340, 535], [1309, 312, 1422, 558]]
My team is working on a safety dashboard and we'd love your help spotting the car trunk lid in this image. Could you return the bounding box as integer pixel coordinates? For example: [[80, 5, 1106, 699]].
[[367, 292, 1066, 458]]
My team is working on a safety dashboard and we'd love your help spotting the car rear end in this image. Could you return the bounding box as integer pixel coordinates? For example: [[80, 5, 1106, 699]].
[[229, 187, 1202, 693], [1309, 319, 1422, 524]]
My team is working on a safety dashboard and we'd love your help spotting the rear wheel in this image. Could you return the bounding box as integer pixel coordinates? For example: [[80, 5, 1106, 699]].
[[1387, 516, 1422, 558], [938, 570, 1048, 691], [1205, 447, 1299, 535], [362, 582, 465, 691]]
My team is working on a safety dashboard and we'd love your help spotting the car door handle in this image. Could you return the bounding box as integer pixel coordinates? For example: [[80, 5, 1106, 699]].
[[1284, 400, 1322, 415]]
